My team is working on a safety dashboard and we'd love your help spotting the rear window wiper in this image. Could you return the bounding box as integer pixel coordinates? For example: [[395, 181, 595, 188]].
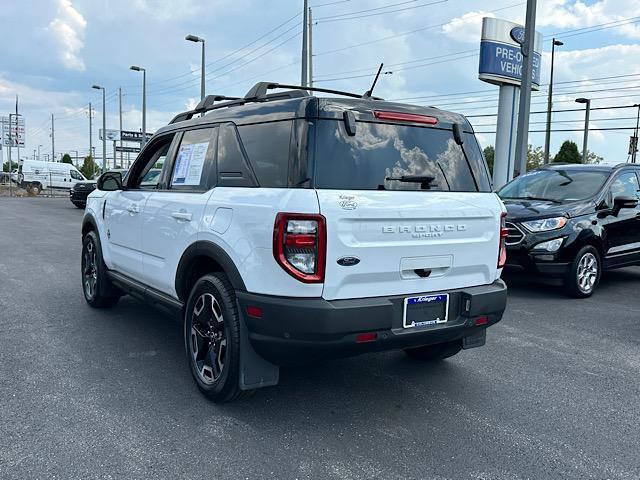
[[385, 175, 438, 190]]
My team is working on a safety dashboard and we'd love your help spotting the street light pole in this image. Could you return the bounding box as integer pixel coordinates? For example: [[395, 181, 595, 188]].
[[632, 104, 640, 164], [92, 85, 107, 171], [544, 38, 564, 164], [185, 35, 206, 102], [130, 66, 147, 146], [576, 98, 591, 164]]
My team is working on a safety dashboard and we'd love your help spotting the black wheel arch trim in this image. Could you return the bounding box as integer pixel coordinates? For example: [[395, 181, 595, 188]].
[[175, 241, 247, 301], [81, 214, 99, 237]]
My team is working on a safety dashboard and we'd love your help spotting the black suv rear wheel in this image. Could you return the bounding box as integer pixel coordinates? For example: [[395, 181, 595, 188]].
[[184, 273, 246, 402]]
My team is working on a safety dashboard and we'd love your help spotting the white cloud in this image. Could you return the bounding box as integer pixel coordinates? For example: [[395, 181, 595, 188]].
[[442, 11, 496, 44], [48, 0, 87, 71]]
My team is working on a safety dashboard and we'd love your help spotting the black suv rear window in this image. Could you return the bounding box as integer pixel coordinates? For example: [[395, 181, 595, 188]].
[[313, 119, 490, 192]]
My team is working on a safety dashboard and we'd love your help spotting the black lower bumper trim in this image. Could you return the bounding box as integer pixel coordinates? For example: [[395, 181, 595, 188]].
[[237, 280, 507, 364]]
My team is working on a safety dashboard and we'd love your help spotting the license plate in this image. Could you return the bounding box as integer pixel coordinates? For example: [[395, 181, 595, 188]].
[[403, 294, 449, 328]]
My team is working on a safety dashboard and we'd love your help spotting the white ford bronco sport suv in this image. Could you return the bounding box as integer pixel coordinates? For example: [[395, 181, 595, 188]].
[[81, 82, 508, 402]]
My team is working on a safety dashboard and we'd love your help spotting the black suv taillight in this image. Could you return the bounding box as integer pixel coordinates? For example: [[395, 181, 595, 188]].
[[498, 212, 508, 268], [273, 213, 326, 283]]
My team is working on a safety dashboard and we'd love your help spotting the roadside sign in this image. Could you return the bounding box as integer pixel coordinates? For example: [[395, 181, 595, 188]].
[[116, 146, 141, 154], [121, 130, 153, 143], [479, 18, 543, 90], [1, 116, 26, 147], [99, 129, 121, 141]]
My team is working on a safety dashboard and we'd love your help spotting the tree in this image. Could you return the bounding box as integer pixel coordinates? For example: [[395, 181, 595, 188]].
[[2, 160, 18, 172], [553, 140, 582, 164], [527, 145, 544, 171], [79, 155, 99, 179], [585, 150, 603, 164], [483, 146, 495, 175], [482, 144, 543, 175], [61, 153, 73, 164]]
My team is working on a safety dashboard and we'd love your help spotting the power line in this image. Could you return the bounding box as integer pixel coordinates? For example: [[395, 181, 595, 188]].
[[476, 126, 638, 134], [315, 0, 447, 24], [466, 104, 638, 118]]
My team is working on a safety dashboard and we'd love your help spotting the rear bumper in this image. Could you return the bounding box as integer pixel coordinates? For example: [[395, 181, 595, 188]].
[[237, 279, 507, 364]]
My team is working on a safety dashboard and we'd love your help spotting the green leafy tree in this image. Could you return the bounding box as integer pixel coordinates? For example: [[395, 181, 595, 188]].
[[585, 150, 603, 164], [79, 155, 100, 179], [483, 146, 495, 175], [482, 144, 543, 175], [61, 153, 73, 164], [2, 160, 19, 172], [553, 140, 582, 164]]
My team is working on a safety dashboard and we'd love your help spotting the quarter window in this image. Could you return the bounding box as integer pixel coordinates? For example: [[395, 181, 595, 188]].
[[238, 121, 292, 187]]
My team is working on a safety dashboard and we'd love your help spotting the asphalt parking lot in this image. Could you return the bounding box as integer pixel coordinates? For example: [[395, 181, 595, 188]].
[[1, 197, 639, 480]]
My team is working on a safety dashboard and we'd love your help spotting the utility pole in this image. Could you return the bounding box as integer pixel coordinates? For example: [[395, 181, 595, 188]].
[[543, 39, 563, 164], [632, 104, 640, 163], [92, 85, 107, 171], [51, 114, 55, 162], [513, 0, 537, 178], [301, 0, 309, 87], [308, 7, 313, 87], [119, 87, 123, 165], [88, 102, 93, 160]]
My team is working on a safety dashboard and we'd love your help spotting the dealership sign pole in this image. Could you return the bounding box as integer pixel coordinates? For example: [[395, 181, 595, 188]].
[[478, 17, 542, 189]]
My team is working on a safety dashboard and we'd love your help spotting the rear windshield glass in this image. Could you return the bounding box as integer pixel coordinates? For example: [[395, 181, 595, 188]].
[[499, 169, 609, 202], [313, 119, 489, 192]]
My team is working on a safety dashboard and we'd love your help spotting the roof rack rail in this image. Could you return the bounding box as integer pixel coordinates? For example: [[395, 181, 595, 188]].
[[243, 82, 383, 101], [169, 95, 241, 124]]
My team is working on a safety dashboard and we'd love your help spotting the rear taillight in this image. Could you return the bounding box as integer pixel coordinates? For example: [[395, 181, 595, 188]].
[[273, 213, 326, 283], [498, 212, 508, 268]]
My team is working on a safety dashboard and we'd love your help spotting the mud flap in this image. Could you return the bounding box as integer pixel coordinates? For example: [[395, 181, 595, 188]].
[[462, 328, 486, 349], [238, 307, 279, 391]]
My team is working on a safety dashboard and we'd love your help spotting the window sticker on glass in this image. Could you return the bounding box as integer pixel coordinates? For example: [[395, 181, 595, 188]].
[[172, 141, 209, 186]]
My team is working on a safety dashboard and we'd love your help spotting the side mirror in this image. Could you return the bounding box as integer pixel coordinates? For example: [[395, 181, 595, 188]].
[[97, 171, 123, 191], [612, 195, 638, 215]]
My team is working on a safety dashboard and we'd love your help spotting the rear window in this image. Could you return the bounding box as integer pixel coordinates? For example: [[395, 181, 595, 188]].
[[312, 119, 489, 192]]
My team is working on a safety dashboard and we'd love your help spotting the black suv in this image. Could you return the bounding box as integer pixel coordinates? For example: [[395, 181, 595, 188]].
[[499, 163, 640, 297]]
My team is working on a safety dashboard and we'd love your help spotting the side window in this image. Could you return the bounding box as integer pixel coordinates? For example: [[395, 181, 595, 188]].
[[70, 170, 83, 180], [238, 121, 293, 187], [610, 171, 640, 200], [129, 134, 175, 190], [170, 128, 217, 191], [217, 123, 257, 187]]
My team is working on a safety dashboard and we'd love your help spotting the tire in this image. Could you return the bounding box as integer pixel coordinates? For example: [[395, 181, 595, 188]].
[[404, 340, 462, 362], [564, 245, 601, 298], [73, 202, 85, 209], [30, 183, 42, 195], [184, 273, 246, 403], [81, 231, 120, 308]]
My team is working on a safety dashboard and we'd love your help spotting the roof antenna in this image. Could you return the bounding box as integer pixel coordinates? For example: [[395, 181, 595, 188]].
[[363, 63, 384, 98]]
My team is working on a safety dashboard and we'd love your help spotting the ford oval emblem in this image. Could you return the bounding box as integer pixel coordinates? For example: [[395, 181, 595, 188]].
[[337, 256, 360, 267], [510, 26, 526, 45]]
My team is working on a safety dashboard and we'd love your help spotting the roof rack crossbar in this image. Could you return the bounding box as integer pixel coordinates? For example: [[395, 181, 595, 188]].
[[169, 95, 241, 124], [244, 82, 381, 100]]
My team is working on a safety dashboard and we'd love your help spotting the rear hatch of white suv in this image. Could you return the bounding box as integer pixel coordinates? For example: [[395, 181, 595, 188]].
[[312, 100, 506, 301]]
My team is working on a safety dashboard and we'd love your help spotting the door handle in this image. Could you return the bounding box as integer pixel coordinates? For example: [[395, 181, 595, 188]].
[[127, 204, 140, 214], [171, 211, 192, 222]]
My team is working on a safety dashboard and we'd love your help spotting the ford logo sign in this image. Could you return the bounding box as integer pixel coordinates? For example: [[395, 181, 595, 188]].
[[510, 26, 526, 45], [337, 256, 360, 267]]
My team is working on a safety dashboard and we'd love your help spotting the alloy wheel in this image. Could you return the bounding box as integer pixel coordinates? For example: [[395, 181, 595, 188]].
[[190, 293, 227, 385], [577, 252, 598, 294], [82, 240, 98, 299]]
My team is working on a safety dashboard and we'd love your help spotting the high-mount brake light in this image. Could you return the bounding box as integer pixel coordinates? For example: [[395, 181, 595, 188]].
[[373, 111, 438, 125], [273, 213, 326, 283], [498, 212, 508, 268]]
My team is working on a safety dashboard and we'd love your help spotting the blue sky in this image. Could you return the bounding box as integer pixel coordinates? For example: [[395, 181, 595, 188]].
[[1, 0, 640, 164]]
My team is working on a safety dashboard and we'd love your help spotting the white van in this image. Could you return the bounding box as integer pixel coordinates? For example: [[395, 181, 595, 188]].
[[19, 159, 87, 194]]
